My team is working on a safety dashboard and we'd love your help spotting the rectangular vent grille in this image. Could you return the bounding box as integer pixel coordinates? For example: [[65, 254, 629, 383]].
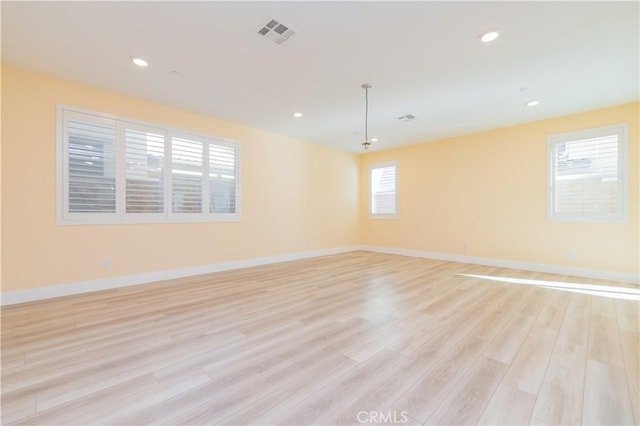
[[397, 114, 417, 122], [258, 18, 295, 45]]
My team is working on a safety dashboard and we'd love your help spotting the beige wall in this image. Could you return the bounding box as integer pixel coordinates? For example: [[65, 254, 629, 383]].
[[1, 66, 360, 292], [2, 66, 637, 294], [0, 65, 3, 289], [360, 103, 639, 275]]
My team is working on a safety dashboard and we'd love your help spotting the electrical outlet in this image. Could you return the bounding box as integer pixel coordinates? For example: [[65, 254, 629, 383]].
[[102, 259, 111, 269]]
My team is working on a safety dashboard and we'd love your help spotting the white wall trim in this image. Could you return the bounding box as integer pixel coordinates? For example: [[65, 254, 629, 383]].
[[0, 246, 361, 306], [4, 244, 637, 306], [361, 245, 640, 284]]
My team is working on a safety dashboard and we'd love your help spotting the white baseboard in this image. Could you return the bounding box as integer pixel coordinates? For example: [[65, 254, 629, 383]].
[[4, 244, 637, 306], [361, 245, 640, 284], [0, 246, 361, 306]]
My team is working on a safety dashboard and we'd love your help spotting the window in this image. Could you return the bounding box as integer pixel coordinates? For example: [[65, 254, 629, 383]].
[[171, 135, 204, 214], [58, 106, 240, 224], [67, 117, 117, 213], [548, 124, 628, 222], [370, 161, 398, 218]]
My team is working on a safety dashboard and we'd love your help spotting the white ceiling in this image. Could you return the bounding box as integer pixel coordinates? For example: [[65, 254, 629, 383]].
[[2, 1, 638, 152]]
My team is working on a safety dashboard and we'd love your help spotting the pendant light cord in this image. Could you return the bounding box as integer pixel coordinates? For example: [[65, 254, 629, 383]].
[[360, 83, 372, 149], [364, 86, 369, 142]]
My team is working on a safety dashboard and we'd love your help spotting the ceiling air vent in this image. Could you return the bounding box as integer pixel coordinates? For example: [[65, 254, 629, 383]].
[[258, 18, 295, 45], [397, 114, 417, 122]]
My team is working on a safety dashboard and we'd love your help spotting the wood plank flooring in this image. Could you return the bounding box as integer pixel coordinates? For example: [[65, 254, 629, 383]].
[[1, 251, 638, 425]]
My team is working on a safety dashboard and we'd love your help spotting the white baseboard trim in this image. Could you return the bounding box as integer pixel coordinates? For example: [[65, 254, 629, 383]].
[[4, 244, 637, 306], [0, 246, 361, 306], [361, 245, 640, 284]]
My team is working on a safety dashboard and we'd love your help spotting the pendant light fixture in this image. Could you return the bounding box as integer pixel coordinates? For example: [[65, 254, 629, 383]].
[[361, 83, 372, 149]]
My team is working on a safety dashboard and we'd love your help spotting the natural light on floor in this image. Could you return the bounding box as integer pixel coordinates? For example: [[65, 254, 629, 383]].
[[459, 274, 640, 301]]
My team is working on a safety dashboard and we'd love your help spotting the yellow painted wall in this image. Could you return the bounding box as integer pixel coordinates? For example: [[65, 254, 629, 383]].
[[360, 102, 639, 275], [0, 65, 3, 289], [1, 66, 360, 292], [2, 65, 637, 294]]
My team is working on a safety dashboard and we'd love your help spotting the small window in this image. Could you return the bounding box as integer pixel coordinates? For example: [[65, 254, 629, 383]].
[[67, 117, 117, 213], [171, 135, 204, 214], [125, 126, 165, 214], [370, 161, 398, 218], [58, 106, 240, 224], [548, 124, 628, 222]]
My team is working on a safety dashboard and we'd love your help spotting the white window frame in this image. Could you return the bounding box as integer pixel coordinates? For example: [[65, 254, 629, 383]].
[[547, 123, 628, 223], [369, 160, 399, 219], [57, 105, 241, 225]]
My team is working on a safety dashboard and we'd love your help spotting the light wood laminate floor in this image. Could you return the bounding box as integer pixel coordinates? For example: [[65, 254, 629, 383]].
[[1, 251, 638, 425]]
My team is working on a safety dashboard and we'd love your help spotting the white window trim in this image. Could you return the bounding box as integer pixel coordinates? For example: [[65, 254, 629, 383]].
[[547, 123, 628, 223], [369, 160, 399, 219], [57, 105, 241, 225]]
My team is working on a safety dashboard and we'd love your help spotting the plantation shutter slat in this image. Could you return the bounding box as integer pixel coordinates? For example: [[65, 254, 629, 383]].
[[209, 144, 237, 213], [371, 164, 397, 215], [125, 128, 165, 213], [172, 136, 203, 213], [67, 119, 117, 213]]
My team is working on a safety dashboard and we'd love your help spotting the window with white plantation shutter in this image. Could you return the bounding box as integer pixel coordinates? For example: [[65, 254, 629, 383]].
[[548, 124, 628, 222], [171, 136, 203, 214], [58, 106, 240, 224], [66, 116, 117, 213], [125, 127, 165, 213], [370, 161, 398, 217], [209, 143, 237, 213]]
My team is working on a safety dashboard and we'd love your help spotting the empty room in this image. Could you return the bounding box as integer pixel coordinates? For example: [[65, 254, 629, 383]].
[[1, 1, 638, 425]]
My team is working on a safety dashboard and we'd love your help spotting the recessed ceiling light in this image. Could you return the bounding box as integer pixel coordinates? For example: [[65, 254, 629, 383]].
[[526, 100, 540, 107], [293, 112, 303, 118], [132, 57, 148, 67], [480, 31, 500, 43], [371, 138, 378, 142]]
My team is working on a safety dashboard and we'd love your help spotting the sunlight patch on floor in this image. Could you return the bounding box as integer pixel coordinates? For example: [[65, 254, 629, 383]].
[[459, 274, 640, 301]]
